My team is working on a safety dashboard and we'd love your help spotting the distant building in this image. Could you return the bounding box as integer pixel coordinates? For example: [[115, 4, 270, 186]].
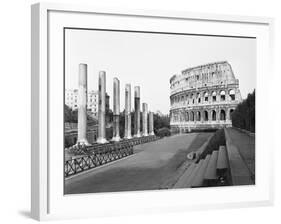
[[87, 90, 99, 118], [169, 61, 242, 133], [65, 89, 79, 110], [65, 89, 110, 119]]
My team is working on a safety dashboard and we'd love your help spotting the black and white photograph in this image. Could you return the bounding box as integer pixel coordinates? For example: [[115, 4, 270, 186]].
[[64, 28, 256, 194]]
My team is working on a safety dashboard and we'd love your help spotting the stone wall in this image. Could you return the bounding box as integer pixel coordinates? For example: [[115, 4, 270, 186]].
[[170, 61, 242, 132]]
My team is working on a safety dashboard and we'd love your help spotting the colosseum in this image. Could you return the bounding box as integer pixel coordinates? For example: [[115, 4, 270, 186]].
[[169, 61, 242, 133]]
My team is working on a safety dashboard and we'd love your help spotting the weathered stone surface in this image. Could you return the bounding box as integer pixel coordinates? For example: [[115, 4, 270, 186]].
[[124, 84, 132, 139], [112, 78, 121, 141], [134, 86, 141, 137], [97, 71, 108, 144], [77, 63, 90, 145], [149, 111, 154, 136], [169, 61, 242, 133], [142, 103, 148, 136]]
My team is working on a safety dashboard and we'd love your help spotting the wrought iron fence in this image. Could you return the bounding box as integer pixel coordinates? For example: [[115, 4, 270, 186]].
[[65, 142, 133, 177], [65, 135, 160, 177]]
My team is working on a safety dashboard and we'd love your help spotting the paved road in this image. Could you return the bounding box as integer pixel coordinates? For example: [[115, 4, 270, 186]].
[[65, 133, 212, 194], [227, 128, 255, 176]]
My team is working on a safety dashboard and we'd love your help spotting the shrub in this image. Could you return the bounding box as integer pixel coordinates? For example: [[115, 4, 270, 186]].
[[156, 127, 171, 138], [200, 128, 225, 159]]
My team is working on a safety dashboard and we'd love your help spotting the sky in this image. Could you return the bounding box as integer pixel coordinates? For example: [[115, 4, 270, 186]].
[[65, 29, 256, 114]]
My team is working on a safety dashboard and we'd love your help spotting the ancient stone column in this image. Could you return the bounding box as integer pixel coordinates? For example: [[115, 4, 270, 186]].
[[124, 84, 132, 139], [142, 103, 148, 136], [77, 64, 90, 146], [134, 86, 141, 137], [149, 111, 155, 136], [97, 71, 108, 144], [112, 78, 121, 142]]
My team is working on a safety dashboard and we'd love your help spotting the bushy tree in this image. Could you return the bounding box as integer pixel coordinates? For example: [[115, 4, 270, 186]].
[[64, 104, 98, 124], [153, 113, 170, 131], [231, 90, 255, 132]]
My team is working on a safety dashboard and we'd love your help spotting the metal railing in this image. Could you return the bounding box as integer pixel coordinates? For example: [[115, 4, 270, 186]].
[[65, 135, 160, 177], [65, 142, 133, 177]]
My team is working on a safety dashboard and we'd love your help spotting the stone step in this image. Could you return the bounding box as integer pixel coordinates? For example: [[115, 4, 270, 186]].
[[204, 150, 219, 183], [181, 159, 204, 188], [191, 154, 211, 188], [217, 145, 228, 171], [174, 163, 196, 188]]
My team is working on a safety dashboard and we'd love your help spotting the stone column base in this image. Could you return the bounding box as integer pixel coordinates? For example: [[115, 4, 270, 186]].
[[111, 136, 121, 142], [134, 133, 141, 138], [76, 139, 91, 146], [97, 138, 108, 144]]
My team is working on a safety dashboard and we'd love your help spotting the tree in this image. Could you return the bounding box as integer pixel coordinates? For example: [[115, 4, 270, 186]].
[[231, 89, 255, 132], [64, 104, 98, 124]]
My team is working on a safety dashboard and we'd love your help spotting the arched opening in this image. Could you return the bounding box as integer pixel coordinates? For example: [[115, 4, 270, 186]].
[[186, 112, 189, 121], [212, 91, 217, 102], [196, 111, 201, 121], [212, 110, 216, 121], [229, 89, 235, 100], [220, 90, 226, 101], [229, 109, 234, 120], [220, 109, 226, 121], [204, 111, 208, 121], [197, 93, 201, 103], [190, 111, 194, 121], [204, 92, 209, 102]]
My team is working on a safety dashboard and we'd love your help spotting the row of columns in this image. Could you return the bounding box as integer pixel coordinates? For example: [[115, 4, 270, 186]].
[[76, 63, 154, 145]]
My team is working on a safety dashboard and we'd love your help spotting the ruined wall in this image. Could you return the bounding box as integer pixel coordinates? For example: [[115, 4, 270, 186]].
[[169, 61, 242, 132]]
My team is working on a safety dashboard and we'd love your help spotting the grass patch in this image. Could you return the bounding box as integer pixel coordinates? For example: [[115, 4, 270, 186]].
[[200, 128, 226, 159], [188, 132, 214, 151]]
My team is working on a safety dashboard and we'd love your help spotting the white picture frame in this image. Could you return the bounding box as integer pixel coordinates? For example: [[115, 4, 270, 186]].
[[31, 2, 274, 221]]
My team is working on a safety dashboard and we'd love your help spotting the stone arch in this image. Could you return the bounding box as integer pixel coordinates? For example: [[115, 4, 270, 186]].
[[212, 110, 216, 121], [212, 91, 217, 102], [197, 93, 201, 103], [220, 90, 226, 101], [220, 109, 226, 121], [186, 111, 189, 121], [204, 92, 209, 102], [196, 111, 201, 121], [204, 110, 208, 121], [229, 108, 234, 120], [181, 95, 185, 102], [190, 111, 194, 121], [229, 89, 235, 100]]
